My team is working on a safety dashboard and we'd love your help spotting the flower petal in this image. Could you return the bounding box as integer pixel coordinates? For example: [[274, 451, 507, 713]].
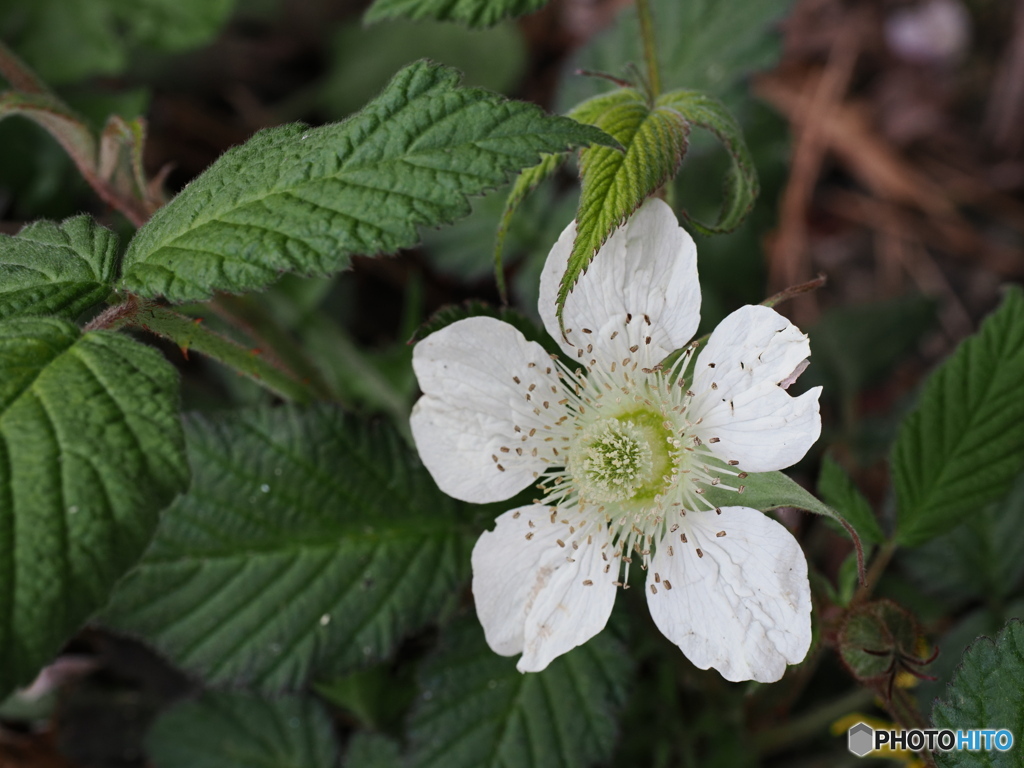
[[411, 317, 566, 503], [646, 506, 811, 683], [538, 198, 700, 368], [691, 305, 822, 472], [471, 505, 618, 672]]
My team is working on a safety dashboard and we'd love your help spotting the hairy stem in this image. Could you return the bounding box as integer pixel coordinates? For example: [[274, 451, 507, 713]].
[[636, 0, 662, 98], [134, 305, 315, 403]]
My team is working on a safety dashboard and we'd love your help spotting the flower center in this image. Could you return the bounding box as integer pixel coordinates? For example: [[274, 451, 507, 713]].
[[567, 408, 675, 505], [570, 418, 651, 503]]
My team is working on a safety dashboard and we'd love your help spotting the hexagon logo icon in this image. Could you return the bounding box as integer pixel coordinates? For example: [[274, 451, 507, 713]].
[[848, 722, 874, 757]]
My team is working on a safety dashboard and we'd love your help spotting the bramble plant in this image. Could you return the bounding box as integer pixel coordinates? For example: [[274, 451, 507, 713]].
[[0, 1, 1022, 767]]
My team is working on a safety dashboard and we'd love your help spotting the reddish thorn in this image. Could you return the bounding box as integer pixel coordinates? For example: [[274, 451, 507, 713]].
[[179, 347, 190, 361]]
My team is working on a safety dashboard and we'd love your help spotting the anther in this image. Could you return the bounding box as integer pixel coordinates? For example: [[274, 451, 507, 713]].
[[629, 345, 639, 353], [680, 533, 687, 543], [709, 437, 720, 443], [708, 362, 716, 368], [716, 531, 726, 537], [696, 548, 704, 558], [711, 382, 718, 390], [496, 464, 505, 471], [650, 585, 658, 594], [583, 579, 593, 586], [513, 376, 520, 384], [664, 580, 672, 590], [644, 314, 651, 324]]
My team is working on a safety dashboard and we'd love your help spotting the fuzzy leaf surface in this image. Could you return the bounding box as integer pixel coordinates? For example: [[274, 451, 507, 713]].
[[656, 90, 758, 234], [0, 318, 187, 697], [102, 404, 469, 691], [365, 0, 549, 27], [558, 92, 688, 329], [933, 620, 1024, 767], [893, 288, 1024, 546], [146, 691, 338, 768], [0, 217, 118, 321], [407, 618, 630, 768], [121, 60, 616, 303]]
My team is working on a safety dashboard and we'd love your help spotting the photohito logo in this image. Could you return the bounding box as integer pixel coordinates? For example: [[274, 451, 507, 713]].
[[846, 721, 1015, 757]]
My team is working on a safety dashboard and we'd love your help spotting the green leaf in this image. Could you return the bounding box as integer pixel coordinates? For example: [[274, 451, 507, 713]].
[[344, 733, 404, 768], [933, 619, 1024, 767], [0, 217, 118, 321], [146, 691, 338, 768], [558, 0, 793, 111], [703, 467, 845, 529], [1, 0, 237, 84], [365, 0, 549, 27], [904, 471, 1024, 602], [558, 91, 688, 329], [893, 287, 1024, 547], [703, 466, 866, 578], [656, 90, 758, 234], [817, 455, 884, 545], [407, 618, 630, 768], [0, 318, 187, 697], [121, 60, 618, 304], [102, 404, 470, 691]]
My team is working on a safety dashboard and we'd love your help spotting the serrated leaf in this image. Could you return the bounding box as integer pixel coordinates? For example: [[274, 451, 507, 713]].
[[1, 0, 236, 84], [904, 471, 1024, 602], [558, 93, 688, 330], [121, 60, 617, 304], [893, 288, 1024, 547], [364, 0, 549, 27], [817, 455, 884, 545], [0, 318, 187, 698], [146, 691, 338, 768], [933, 620, 1024, 767], [656, 90, 758, 234], [102, 404, 470, 691], [0, 217, 118, 321], [344, 733, 404, 768], [558, 0, 793, 111], [407, 618, 630, 768]]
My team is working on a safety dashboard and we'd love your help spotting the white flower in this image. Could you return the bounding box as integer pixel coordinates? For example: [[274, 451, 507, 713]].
[[410, 198, 821, 682]]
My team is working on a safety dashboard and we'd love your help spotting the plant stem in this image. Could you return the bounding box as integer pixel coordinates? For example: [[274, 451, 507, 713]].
[[636, 0, 662, 98], [852, 540, 898, 604], [134, 305, 314, 403]]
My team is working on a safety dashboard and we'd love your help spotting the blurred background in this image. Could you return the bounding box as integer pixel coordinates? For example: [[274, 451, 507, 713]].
[[0, 0, 1021, 765]]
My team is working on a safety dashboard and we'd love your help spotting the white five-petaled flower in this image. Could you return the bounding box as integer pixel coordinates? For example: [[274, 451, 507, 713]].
[[410, 198, 822, 682]]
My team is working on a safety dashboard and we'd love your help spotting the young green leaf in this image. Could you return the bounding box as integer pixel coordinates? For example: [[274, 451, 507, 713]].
[[102, 404, 471, 691], [407, 618, 630, 768], [817, 455, 884, 545], [0, 318, 187, 698], [558, 91, 688, 330], [364, 0, 549, 27], [932, 619, 1024, 767], [0, 217, 118, 321], [121, 60, 617, 304], [146, 691, 339, 768], [893, 288, 1024, 547], [655, 90, 759, 234]]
